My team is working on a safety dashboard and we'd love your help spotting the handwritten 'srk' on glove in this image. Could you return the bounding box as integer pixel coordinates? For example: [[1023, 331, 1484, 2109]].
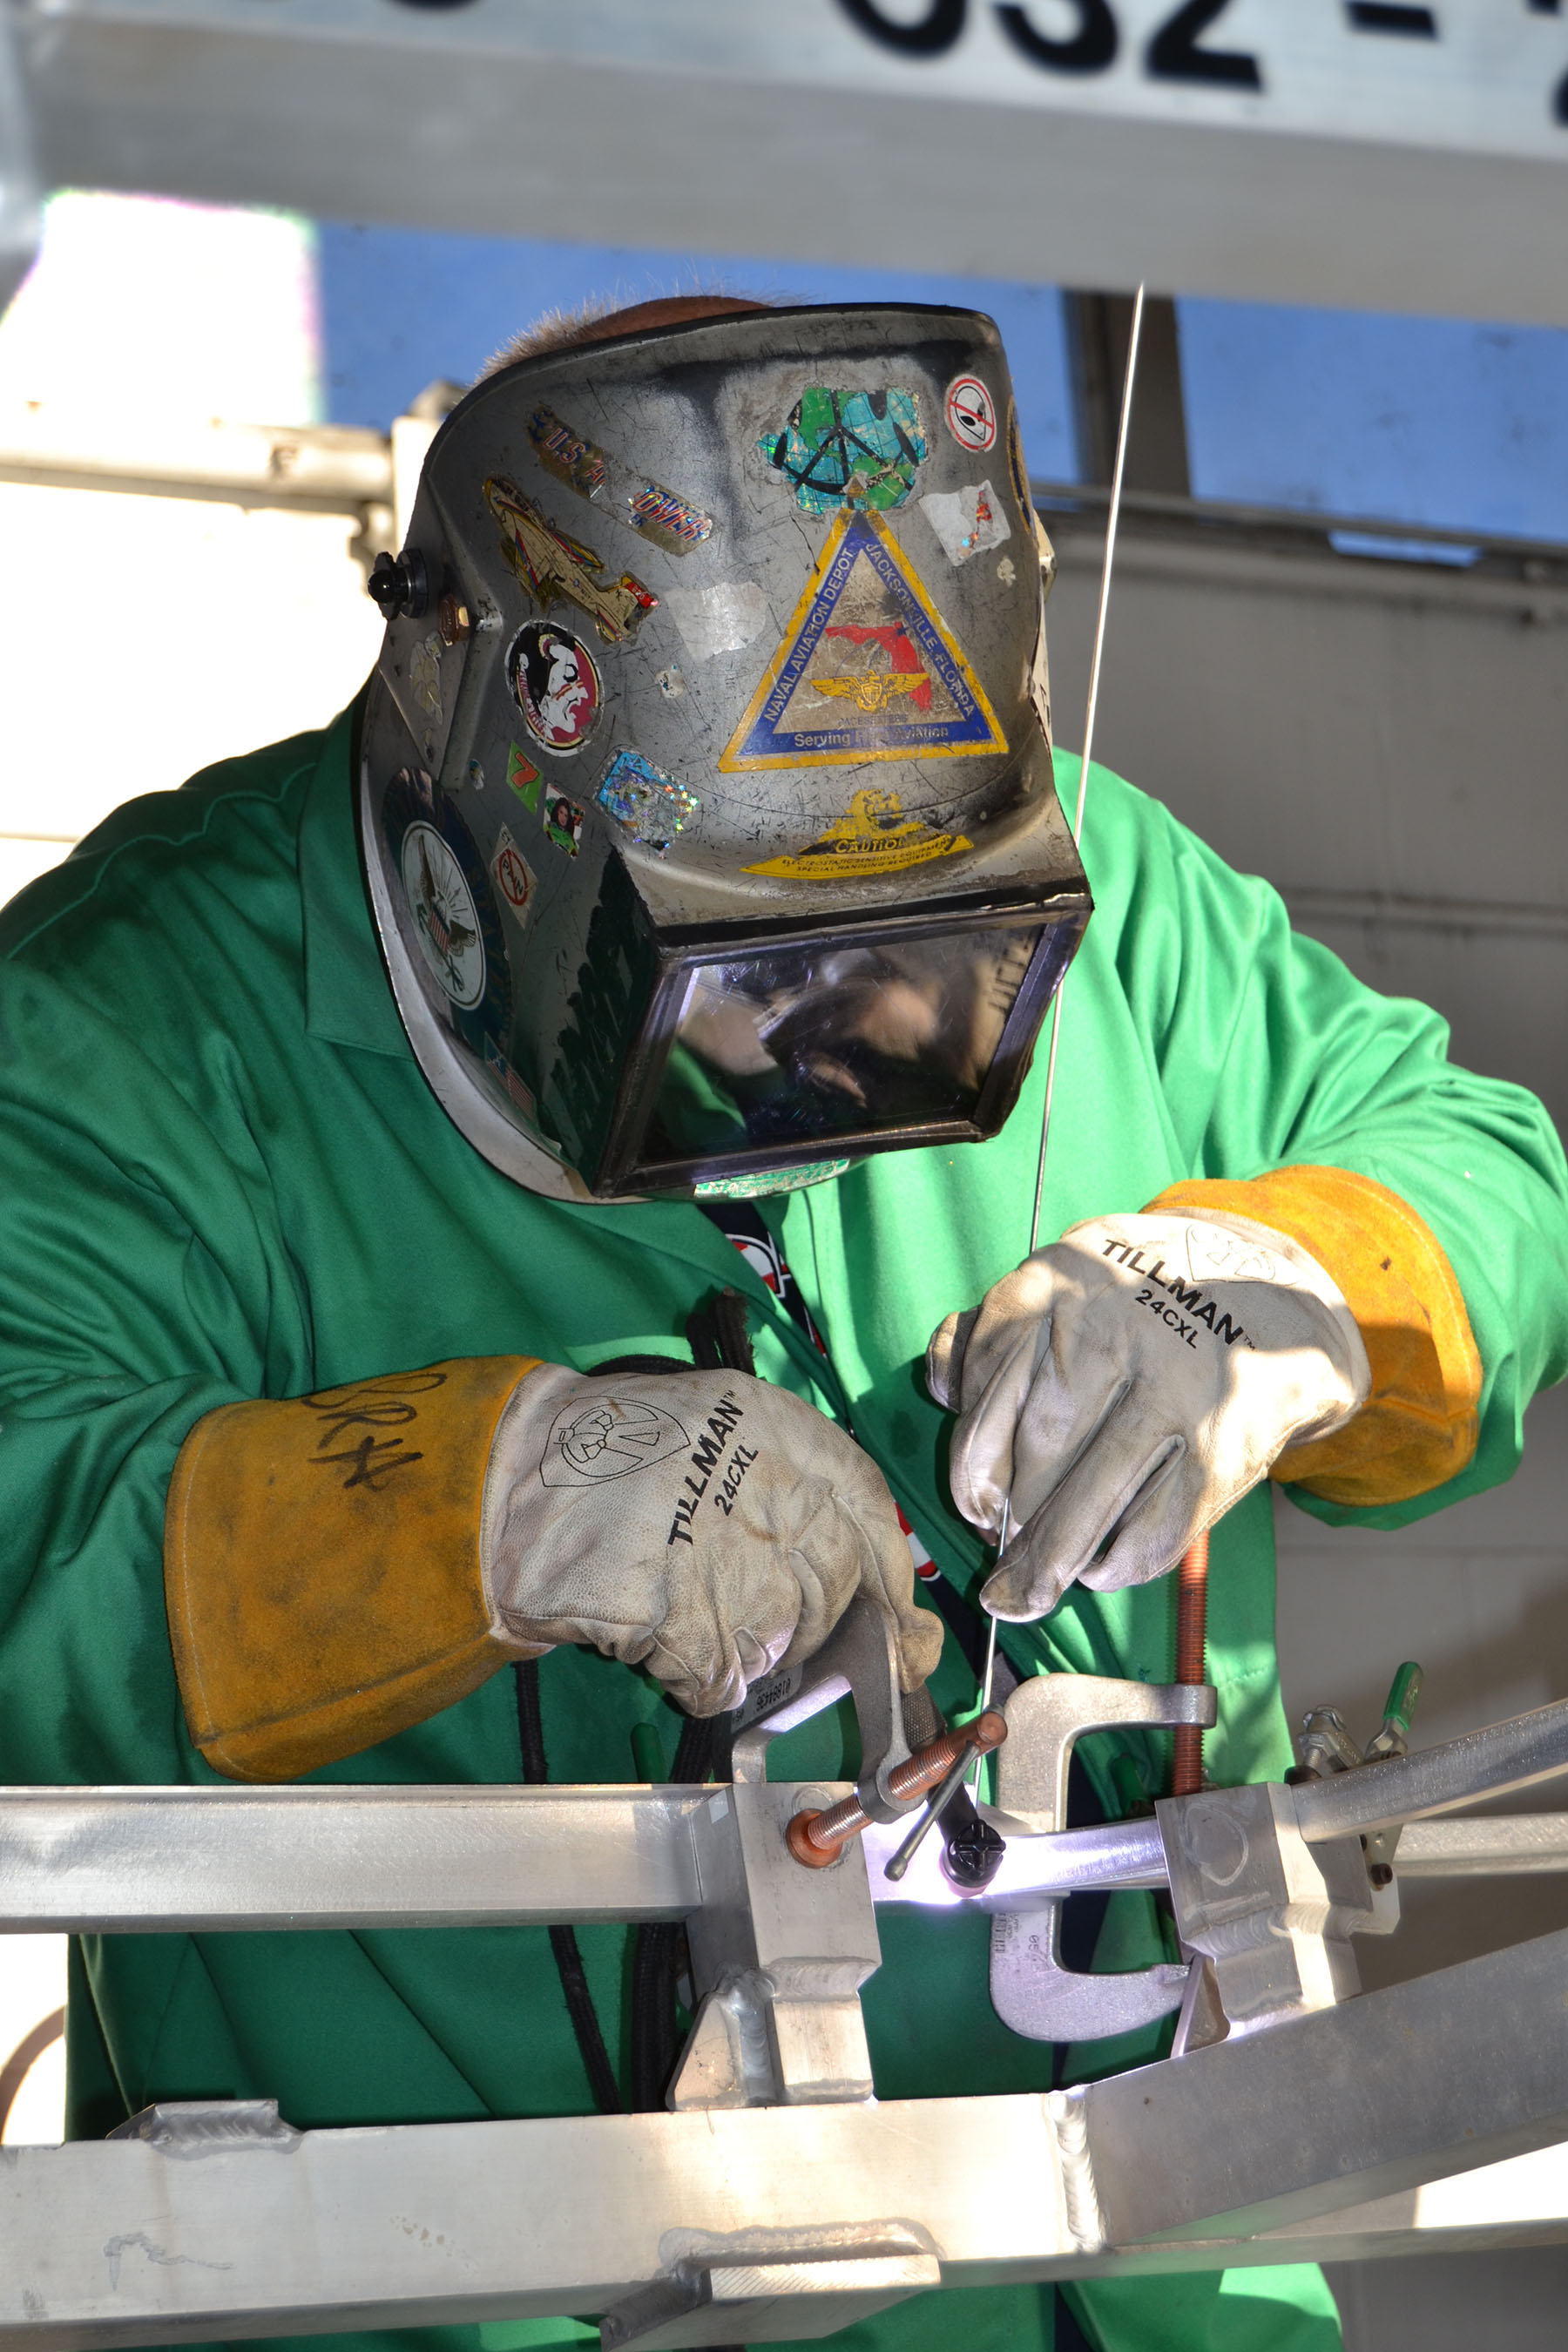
[[928, 1209, 1370, 1621]]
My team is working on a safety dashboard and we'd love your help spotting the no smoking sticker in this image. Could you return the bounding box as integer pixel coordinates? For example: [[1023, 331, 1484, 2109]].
[[944, 375, 997, 456], [490, 822, 537, 925]]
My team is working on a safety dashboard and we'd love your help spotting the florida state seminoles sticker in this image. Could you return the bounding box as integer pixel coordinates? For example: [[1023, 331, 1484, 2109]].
[[944, 374, 997, 456], [507, 620, 602, 756]]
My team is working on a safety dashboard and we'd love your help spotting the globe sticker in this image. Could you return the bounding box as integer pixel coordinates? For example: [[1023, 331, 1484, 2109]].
[[944, 374, 997, 456]]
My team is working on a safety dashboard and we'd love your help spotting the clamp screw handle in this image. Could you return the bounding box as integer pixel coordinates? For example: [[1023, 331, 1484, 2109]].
[[787, 1711, 1009, 1869], [1365, 1661, 1424, 1762]]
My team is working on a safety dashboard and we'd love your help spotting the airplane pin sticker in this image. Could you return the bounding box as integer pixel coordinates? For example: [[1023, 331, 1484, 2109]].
[[484, 476, 657, 644]]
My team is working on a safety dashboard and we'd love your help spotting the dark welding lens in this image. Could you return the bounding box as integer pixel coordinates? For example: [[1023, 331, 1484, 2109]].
[[647, 923, 1047, 1162]]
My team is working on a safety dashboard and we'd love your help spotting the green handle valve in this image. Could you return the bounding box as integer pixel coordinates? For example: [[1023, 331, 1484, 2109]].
[[1366, 1662, 1423, 1761]]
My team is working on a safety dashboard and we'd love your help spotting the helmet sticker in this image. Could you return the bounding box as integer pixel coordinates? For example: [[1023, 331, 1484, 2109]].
[[409, 632, 445, 721], [402, 820, 484, 1008], [719, 504, 1007, 769], [662, 579, 769, 663], [920, 479, 1011, 567], [383, 766, 511, 1051], [597, 748, 700, 856], [741, 785, 972, 881], [484, 476, 658, 643], [483, 1036, 537, 1121], [526, 403, 606, 500], [507, 621, 603, 756], [694, 1161, 851, 1202], [508, 739, 584, 855], [527, 403, 716, 558], [490, 822, 537, 927], [943, 374, 998, 455], [626, 483, 714, 555], [760, 387, 926, 514], [542, 791, 585, 857]]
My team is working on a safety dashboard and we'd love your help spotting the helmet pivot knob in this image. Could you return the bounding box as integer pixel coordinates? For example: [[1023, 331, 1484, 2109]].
[[368, 548, 430, 621]]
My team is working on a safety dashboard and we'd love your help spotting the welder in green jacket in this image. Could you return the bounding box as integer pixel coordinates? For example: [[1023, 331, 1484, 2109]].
[[3, 294, 1566, 2352]]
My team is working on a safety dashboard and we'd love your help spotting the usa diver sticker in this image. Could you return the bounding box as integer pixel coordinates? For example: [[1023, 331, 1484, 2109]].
[[718, 504, 1007, 771]]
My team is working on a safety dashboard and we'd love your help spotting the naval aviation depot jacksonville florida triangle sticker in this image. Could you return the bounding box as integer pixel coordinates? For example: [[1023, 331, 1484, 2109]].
[[718, 504, 1007, 773]]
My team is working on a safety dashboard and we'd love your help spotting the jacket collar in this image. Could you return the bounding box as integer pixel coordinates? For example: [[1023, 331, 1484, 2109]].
[[298, 686, 411, 1060]]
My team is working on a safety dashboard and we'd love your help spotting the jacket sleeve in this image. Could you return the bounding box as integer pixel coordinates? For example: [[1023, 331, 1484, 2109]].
[[1092, 770, 1568, 1530], [0, 964, 539, 1785]]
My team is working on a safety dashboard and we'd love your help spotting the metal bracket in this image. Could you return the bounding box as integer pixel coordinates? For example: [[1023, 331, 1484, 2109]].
[[602, 2229, 940, 2349], [673, 1777, 882, 2109], [1158, 1781, 1378, 2039], [988, 1672, 1215, 2043], [729, 1593, 913, 1823]]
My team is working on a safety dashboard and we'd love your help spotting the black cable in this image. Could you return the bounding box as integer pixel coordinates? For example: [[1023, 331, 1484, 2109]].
[[513, 1659, 623, 2117], [685, 1287, 755, 1377]]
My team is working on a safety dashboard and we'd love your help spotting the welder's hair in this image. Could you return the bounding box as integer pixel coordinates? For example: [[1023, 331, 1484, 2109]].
[[481, 292, 777, 377]]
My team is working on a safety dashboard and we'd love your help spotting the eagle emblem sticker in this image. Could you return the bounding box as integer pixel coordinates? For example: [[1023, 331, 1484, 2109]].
[[719, 504, 1007, 770], [402, 822, 485, 1008], [382, 765, 510, 1055]]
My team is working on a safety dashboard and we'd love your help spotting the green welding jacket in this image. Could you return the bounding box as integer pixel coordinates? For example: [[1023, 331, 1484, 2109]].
[[3, 697, 1566, 2352]]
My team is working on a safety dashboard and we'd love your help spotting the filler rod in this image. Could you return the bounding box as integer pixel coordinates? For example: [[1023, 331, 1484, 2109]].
[[975, 285, 1147, 1746]]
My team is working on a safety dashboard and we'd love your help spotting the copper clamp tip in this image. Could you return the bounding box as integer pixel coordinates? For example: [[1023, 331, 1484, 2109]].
[[785, 1708, 1009, 1868]]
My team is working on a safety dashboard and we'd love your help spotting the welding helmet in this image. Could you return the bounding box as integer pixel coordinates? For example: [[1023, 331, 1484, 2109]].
[[360, 304, 1091, 1204]]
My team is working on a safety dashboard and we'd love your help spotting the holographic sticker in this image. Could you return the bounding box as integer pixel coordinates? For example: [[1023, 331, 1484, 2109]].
[[625, 480, 713, 554], [759, 388, 926, 515], [694, 1160, 852, 1201], [528, 405, 610, 501], [597, 748, 700, 855], [526, 406, 714, 557]]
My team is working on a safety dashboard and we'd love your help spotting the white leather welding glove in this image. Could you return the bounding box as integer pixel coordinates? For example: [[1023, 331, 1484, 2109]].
[[483, 1365, 943, 1715], [927, 1211, 1371, 1620]]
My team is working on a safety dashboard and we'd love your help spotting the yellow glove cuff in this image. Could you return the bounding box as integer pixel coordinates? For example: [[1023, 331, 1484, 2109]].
[[1144, 1166, 1480, 1507], [166, 1355, 544, 1781]]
